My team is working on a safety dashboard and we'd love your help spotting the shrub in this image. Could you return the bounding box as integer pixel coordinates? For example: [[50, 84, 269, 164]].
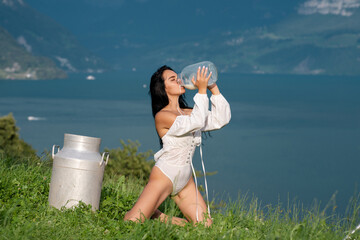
[[0, 113, 36, 159], [104, 140, 154, 182]]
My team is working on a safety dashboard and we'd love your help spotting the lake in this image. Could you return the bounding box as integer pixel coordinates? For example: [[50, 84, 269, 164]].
[[0, 71, 359, 215]]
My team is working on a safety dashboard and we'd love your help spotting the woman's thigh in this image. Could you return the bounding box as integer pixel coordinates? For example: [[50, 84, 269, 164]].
[[124, 166, 173, 222], [172, 177, 212, 225]]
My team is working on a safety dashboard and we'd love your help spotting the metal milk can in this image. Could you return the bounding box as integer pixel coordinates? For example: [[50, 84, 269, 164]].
[[48, 133, 109, 211]]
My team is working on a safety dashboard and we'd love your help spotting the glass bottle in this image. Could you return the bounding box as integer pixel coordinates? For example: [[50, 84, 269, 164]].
[[178, 61, 218, 90]]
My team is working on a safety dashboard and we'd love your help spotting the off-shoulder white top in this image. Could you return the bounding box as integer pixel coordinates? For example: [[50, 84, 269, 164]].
[[154, 93, 231, 165]]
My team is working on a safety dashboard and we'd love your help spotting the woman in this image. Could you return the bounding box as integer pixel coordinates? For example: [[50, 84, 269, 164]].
[[124, 65, 231, 226]]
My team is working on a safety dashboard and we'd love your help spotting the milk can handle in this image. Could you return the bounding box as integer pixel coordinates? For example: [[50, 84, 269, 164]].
[[100, 152, 109, 166], [52, 145, 60, 159]]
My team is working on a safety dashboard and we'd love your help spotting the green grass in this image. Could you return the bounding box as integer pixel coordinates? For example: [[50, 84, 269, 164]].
[[0, 156, 359, 240]]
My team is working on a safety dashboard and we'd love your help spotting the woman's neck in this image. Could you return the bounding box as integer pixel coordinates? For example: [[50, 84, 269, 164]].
[[165, 95, 184, 114], [167, 95, 179, 110]]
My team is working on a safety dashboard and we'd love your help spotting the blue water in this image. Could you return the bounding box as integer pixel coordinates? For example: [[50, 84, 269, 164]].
[[0, 71, 359, 215]]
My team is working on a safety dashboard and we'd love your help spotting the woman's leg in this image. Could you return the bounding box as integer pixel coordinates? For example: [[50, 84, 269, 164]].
[[124, 166, 173, 222], [172, 177, 212, 226]]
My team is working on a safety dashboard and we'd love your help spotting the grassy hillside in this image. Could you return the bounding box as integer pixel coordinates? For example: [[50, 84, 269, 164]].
[[1, 156, 359, 239], [0, 26, 66, 80]]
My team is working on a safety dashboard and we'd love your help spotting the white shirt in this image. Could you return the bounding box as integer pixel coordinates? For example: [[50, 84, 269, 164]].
[[154, 93, 231, 166]]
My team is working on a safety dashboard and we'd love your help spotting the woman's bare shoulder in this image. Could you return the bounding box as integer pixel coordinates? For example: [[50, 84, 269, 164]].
[[155, 110, 178, 128]]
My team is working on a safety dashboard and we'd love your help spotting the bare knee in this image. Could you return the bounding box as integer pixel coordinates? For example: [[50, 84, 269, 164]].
[[184, 203, 212, 226], [124, 211, 137, 222], [190, 213, 212, 226], [204, 216, 213, 227], [189, 214, 212, 227], [124, 210, 146, 223]]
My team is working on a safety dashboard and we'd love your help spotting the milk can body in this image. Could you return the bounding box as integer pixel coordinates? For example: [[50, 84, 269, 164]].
[[48, 134, 109, 211]]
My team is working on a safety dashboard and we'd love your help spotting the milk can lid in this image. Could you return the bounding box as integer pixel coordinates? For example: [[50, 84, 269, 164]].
[[64, 133, 101, 152]]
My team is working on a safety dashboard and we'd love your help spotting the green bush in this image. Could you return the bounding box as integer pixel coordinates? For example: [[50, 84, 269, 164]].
[[104, 140, 154, 183], [0, 113, 37, 159]]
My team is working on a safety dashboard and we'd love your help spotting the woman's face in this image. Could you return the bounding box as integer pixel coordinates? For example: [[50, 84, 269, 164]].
[[163, 69, 185, 96]]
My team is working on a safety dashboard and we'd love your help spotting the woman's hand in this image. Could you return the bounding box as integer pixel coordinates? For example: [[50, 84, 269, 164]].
[[191, 66, 212, 94]]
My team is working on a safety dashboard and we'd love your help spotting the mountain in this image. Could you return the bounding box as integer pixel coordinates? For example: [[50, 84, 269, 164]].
[[255, 3, 360, 75], [24, 0, 360, 75], [158, 9, 360, 75], [0, 0, 107, 76], [24, 0, 304, 72], [0, 26, 66, 80]]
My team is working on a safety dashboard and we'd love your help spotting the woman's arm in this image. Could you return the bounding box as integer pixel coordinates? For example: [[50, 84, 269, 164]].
[[157, 93, 209, 138], [202, 83, 231, 132], [208, 83, 220, 95]]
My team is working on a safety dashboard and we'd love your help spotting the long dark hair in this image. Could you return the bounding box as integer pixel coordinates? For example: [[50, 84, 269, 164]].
[[149, 65, 191, 147], [149, 65, 190, 118]]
